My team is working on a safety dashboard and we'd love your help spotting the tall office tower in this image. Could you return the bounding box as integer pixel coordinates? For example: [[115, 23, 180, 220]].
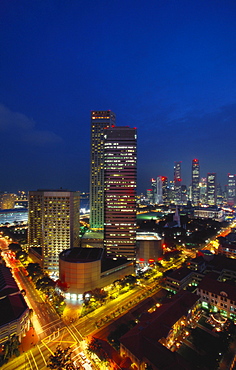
[[28, 190, 80, 277], [151, 178, 157, 204], [156, 176, 168, 204], [146, 189, 153, 203], [207, 173, 217, 206], [90, 110, 116, 231], [162, 176, 168, 204], [228, 174, 236, 206], [156, 176, 163, 204], [199, 177, 207, 204], [104, 126, 137, 260], [181, 185, 188, 204], [174, 161, 182, 205], [192, 159, 200, 206]]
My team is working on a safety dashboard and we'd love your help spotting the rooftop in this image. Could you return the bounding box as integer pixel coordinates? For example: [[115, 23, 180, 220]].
[[120, 290, 199, 369], [59, 247, 104, 263], [166, 267, 192, 281], [198, 274, 236, 301], [0, 293, 28, 327], [0, 265, 19, 298]]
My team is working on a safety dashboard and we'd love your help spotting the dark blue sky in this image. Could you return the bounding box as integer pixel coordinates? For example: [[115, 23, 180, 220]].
[[1, 0, 236, 193]]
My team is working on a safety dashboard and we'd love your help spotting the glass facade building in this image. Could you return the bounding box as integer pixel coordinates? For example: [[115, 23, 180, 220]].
[[90, 110, 116, 230]]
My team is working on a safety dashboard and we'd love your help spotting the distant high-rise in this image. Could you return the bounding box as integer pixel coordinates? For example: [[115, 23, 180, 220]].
[[192, 159, 200, 206], [90, 110, 116, 231], [28, 190, 80, 277], [228, 174, 236, 206], [174, 162, 182, 205], [207, 173, 217, 206], [156, 176, 168, 204], [104, 126, 137, 260], [151, 178, 157, 204]]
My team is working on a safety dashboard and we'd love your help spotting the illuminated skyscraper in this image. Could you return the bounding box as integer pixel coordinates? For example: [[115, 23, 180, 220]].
[[151, 178, 157, 204], [192, 159, 200, 206], [28, 190, 80, 277], [227, 174, 236, 206], [207, 173, 217, 206], [104, 126, 137, 260], [174, 162, 182, 205], [156, 176, 168, 204], [90, 110, 116, 230]]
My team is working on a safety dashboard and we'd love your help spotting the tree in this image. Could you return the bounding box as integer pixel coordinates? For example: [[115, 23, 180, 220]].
[[15, 250, 28, 262], [47, 346, 75, 369], [26, 263, 43, 282], [8, 243, 22, 253], [3, 334, 20, 361], [36, 276, 55, 294]]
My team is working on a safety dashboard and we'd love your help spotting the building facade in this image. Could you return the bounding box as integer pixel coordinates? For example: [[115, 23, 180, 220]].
[[207, 173, 217, 206], [28, 190, 80, 277], [192, 159, 200, 206], [59, 248, 134, 299], [227, 174, 236, 206], [174, 162, 182, 205], [104, 126, 137, 260], [90, 110, 116, 231]]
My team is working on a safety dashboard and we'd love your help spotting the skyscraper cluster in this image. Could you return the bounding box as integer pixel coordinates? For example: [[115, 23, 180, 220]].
[[149, 159, 236, 207]]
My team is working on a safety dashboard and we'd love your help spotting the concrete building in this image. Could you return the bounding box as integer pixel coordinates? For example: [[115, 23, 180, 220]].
[[104, 126, 137, 260], [28, 190, 80, 277], [59, 248, 134, 299], [197, 273, 236, 320], [193, 207, 224, 222], [217, 231, 236, 259], [165, 267, 193, 293], [136, 232, 163, 263], [90, 110, 116, 231]]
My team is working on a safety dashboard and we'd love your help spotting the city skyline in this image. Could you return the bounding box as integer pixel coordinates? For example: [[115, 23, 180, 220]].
[[1, 1, 236, 193]]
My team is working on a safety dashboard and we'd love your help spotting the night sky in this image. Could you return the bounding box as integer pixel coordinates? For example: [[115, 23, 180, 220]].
[[1, 0, 236, 194]]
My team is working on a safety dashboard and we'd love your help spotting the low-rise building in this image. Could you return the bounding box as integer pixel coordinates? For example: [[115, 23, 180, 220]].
[[0, 265, 30, 344], [165, 267, 193, 293], [217, 231, 236, 259], [120, 290, 200, 370], [59, 248, 134, 300], [136, 232, 163, 263], [196, 273, 236, 320], [194, 207, 224, 222]]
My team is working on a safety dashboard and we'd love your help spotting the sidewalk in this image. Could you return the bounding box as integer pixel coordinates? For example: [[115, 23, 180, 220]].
[[19, 327, 39, 353]]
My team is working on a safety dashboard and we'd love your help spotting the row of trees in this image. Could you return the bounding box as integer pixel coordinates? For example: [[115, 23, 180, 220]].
[[8, 242, 28, 262], [47, 346, 76, 370], [26, 263, 65, 315]]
